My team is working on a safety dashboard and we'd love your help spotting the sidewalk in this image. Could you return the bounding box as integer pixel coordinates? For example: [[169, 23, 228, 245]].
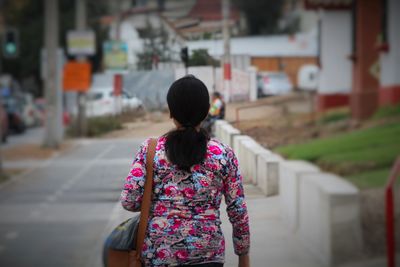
[[98, 184, 321, 267], [222, 184, 321, 267]]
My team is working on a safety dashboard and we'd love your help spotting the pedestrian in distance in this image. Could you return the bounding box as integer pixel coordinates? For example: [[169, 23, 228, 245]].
[[121, 75, 250, 266], [202, 91, 225, 135]]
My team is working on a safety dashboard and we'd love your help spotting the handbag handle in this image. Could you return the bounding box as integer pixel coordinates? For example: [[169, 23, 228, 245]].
[[135, 138, 157, 260]]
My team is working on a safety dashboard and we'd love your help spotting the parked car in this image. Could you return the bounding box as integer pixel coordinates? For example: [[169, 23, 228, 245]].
[[1, 74, 26, 133], [0, 104, 9, 142], [86, 89, 143, 118], [3, 96, 26, 134], [21, 93, 42, 127], [297, 64, 319, 91], [257, 72, 293, 97]]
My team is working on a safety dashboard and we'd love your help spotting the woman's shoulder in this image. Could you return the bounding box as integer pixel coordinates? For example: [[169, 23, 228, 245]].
[[208, 138, 234, 155]]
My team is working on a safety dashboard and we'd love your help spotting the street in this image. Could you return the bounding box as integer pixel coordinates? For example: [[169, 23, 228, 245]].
[[0, 134, 323, 267], [0, 138, 143, 267]]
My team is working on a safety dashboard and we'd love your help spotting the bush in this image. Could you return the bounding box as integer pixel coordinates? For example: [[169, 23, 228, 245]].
[[67, 116, 123, 137], [318, 109, 350, 124], [87, 116, 123, 137], [372, 104, 400, 119]]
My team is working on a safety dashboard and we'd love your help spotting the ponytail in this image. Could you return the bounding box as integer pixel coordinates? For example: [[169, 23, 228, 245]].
[[165, 127, 209, 171], [165, 75, 211, 171]]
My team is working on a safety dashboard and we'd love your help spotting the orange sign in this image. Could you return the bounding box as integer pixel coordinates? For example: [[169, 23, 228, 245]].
[[63, 61, 91, 92]]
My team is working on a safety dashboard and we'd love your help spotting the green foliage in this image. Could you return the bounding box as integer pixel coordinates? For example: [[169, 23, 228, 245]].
[[86, 116, 123, 137], [189, 49, 218, 67], [1, 0, 108, 95], [136, 19, 173, 70], [67, 115, 123, 137], [0, 172, 9, 184], [318, 110, 350, 124], [372, 104, 400, 119], [233, 0, 285, 35]]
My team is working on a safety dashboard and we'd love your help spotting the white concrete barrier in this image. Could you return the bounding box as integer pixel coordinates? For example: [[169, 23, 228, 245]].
[[279, 160, 320, 232], [214, 120, 228, 141], [242, 140, 271, 185], [233, 135, 253, 154], [220, 124, 240, 148], [256, 153, 283, 196], [298, 172, 362, 266], [236, 138, 259, 183]]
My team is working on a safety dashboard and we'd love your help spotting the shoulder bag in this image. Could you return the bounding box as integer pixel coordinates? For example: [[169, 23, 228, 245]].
[[104, 138, 157, 267]]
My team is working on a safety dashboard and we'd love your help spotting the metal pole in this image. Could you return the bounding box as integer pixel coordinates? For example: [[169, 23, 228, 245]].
[[222, 0, 231, 103], [43, 0, 60, 148], [113, 1, 123, 116], [76, 0, 87, 136]]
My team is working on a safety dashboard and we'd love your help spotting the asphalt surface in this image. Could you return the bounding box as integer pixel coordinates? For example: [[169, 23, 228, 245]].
[[0, 138, 144, 267], [0, 133, 322, 267]]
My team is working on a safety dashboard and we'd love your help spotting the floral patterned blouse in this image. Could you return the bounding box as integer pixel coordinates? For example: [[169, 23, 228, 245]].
[[120, 136, 250, 266]]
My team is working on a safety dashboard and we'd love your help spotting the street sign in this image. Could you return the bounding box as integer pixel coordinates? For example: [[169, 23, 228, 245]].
[[67, 30, 96, 56], [63, 61, 91, 92], [103, 41, 128, 70]]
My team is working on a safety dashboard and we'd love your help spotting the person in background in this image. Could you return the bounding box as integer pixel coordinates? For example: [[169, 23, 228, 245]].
[[203, 92, 225, 134], [121, 75, 250, 266]]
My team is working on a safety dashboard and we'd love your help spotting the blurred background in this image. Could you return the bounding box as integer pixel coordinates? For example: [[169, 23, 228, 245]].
[[0, 0, 399, 266]]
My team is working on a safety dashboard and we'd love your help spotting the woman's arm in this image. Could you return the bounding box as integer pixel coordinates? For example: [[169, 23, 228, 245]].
[[120, 139, 149, 212], [239, 254, 250, 267], [222, 146, 250, 259]]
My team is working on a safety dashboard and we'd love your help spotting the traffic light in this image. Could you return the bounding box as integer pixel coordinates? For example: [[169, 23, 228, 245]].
[[2, 28, 19, 58], [180, 47, 189, 67]]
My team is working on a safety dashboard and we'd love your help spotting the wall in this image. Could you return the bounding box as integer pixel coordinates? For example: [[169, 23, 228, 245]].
[[379, 0, 400, 105], [175, 66, 216, 94], [123, 69, 175, 110], [250, 56, 317, 86], [318, 11, 352, 95]]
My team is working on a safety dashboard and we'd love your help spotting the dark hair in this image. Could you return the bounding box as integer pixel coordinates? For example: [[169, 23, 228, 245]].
[[213, 92, 222, 98], [165, 75, 210, 171]]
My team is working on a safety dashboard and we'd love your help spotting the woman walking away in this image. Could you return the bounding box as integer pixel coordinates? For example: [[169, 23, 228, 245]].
[[121, 75, 250, 267]]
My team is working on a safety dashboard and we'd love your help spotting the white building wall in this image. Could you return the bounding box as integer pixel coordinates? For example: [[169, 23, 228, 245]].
[[380, 0, 400, 87], [109, 13, 183, 71], [318, 11, 352, 94]]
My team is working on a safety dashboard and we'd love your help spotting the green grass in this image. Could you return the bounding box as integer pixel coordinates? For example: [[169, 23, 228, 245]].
[[373, 104, 400, 119], [347, 168, 400, 189], [277, 123, 400, 161], [276, 123, 400, 188], [318, 110, 350, 124]]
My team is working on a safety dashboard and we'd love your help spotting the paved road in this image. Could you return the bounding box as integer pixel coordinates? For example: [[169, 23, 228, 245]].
[[0, 138, 143, 267], [0, 135, 322, 267], [3, 127, 45, 149]]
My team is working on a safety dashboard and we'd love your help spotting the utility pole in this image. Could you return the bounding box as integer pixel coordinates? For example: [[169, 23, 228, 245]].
[[222, 0, 231, 103], [43, 0, 60, 148], [76, 0, 87, 136]]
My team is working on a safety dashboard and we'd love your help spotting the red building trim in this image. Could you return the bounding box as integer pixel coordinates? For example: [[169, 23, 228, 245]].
[[304, 0, 352, 10], [379, 85, 400, 106], [317, 93, 350, 111]]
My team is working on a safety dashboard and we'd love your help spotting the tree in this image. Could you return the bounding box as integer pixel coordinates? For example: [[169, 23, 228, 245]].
[[189, 49, 218, 67], [233, 0, 285, 35], [0, 0, 108, 96], [136, 18, 174, 70]]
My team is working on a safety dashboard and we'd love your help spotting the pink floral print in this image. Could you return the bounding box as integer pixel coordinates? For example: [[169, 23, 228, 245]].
[[120, 136, 250, 266]]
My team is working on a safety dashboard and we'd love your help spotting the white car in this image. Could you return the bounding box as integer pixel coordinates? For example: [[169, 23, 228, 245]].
[[297, 64, 319, 91], [257, 72, 293, 97], [86, 89, 143, 118]]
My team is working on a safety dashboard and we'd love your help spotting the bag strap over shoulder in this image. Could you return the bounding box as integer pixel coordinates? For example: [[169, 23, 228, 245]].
[[135, 138, 157, 259]]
